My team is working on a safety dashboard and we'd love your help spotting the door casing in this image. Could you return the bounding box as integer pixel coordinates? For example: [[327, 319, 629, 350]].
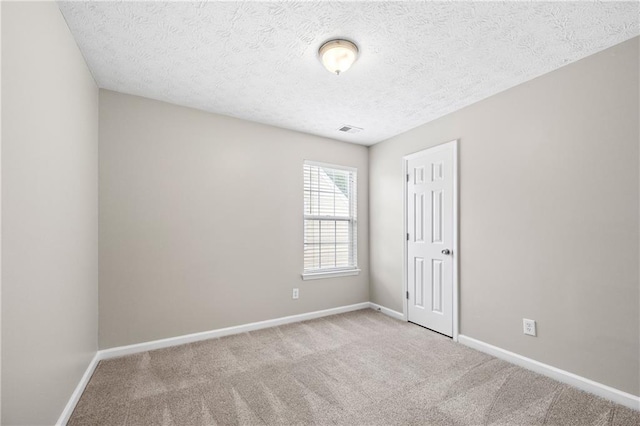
[[402, 140, 459, 342]]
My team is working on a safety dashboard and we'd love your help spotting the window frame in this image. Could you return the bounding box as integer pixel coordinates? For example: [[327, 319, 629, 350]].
[[302, 160, 360, 280]]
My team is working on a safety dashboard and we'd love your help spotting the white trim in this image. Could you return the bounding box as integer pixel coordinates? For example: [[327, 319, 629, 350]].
[[403, 140, 459, 342], [58, 303, 370, 423], [56, 353, 100, 426], [402, 157, 407, 319], [98, 302, 370, 360], [451, 141, 459, 342], [303, 159, 357, 173], [302, 268, 361, 280], [369, 302, 406, 321], [303, 215, 353, 221], [458, 335, 640, 411], [403, 141, 455, 160], [303, 161, 359, 274], [57, 307, 639, 424], [402, 156, 408, 327]]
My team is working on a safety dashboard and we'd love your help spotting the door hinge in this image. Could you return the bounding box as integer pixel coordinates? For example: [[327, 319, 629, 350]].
[[406, 173, 410, 182], [406, 233, 410, 241], [406, 291, 409, 300]]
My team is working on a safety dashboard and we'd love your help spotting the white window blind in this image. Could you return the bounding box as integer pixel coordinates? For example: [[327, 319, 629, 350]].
[[303, 161, 357, 273]]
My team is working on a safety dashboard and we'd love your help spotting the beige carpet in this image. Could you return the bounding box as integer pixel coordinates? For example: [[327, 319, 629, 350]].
[[69, 309, 639, 425]]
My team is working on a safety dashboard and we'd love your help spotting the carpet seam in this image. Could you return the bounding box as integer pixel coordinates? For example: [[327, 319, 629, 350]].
[[542, 385, 566, 425], [482, 366, 519, 425]]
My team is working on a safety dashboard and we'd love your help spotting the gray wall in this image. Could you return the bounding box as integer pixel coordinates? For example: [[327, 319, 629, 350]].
[[1, 2, 99, 425], [99, 90, 369, 349], [369, 37, 639, 396]]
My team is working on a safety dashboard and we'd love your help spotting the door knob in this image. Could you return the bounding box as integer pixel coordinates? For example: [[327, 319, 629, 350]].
[[441, 249, 451, 255]]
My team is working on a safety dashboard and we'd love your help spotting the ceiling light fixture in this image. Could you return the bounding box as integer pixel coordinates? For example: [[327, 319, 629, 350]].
[[319, 39, 359, 75]]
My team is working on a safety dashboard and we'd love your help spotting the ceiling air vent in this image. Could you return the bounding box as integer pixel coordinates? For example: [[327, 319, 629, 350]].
[[338, 125, 363, 134]]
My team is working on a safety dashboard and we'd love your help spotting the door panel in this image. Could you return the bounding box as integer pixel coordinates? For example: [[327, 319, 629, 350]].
[[414, 257, 424, 308], [414, 192, 424, 242], [406, 143, 455, 336]]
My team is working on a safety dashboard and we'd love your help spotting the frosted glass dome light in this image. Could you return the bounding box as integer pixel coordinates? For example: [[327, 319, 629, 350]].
[[319, 39, 359, 75]]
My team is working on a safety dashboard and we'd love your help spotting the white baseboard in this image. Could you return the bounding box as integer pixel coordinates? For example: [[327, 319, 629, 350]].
[[56, 352, 100, 426], [369, 302, 405, 321], [98, 302, 370, 360], [57, 311, 638, 426], [57, 302, 370, 424], [458, 335, 640, 411]]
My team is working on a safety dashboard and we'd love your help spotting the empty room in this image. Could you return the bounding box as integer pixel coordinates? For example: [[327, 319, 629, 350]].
[[1, 1, 639, 425]]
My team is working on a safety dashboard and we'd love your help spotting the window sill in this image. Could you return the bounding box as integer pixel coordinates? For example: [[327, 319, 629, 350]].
[[301, 269, 361, 280]]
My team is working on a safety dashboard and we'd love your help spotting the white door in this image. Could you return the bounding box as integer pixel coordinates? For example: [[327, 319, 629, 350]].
[[406, 141, 456, 337]]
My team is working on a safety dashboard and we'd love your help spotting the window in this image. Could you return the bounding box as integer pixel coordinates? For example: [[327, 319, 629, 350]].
[[303, 161, 359, 279]]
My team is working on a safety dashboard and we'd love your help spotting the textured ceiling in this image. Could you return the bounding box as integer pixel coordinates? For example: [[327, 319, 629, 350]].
[[58, 1, 639, 145]]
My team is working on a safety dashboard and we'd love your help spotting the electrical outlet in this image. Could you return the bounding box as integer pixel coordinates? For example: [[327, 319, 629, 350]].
[[523, 318, 536, 336], [292, 288, 299, 300]]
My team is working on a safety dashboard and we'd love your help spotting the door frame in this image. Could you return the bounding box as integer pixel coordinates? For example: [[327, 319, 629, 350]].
[[402, 139, 459, 342]]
